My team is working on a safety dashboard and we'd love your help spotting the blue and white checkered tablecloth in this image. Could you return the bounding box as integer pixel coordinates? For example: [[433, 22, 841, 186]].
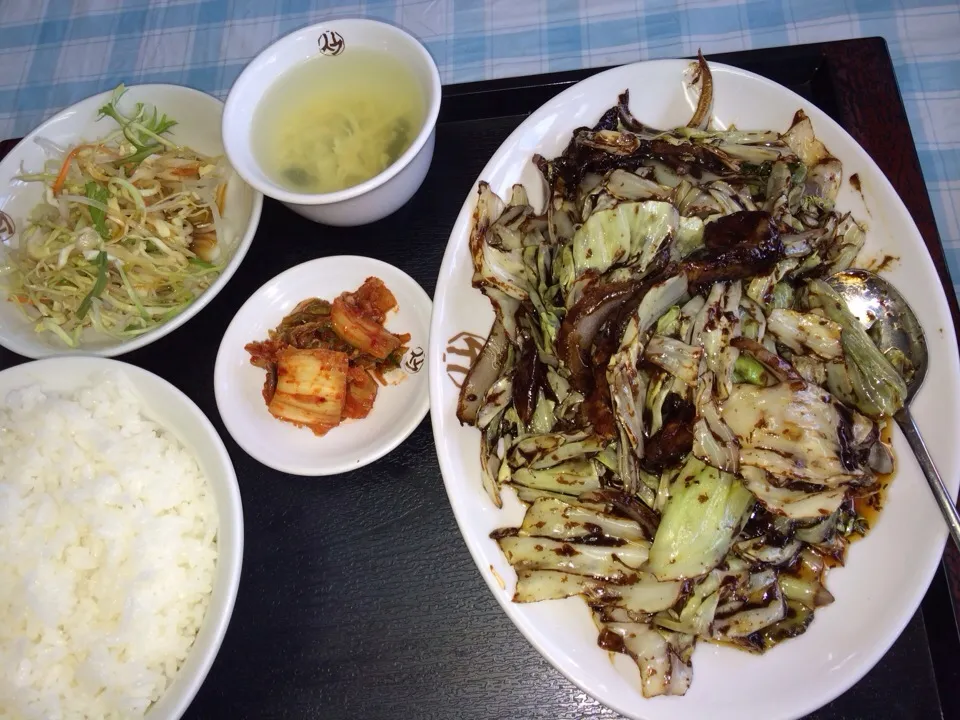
[[1, 0, 958, 296]]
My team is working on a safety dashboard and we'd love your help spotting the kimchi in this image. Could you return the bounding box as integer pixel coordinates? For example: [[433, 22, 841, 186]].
[[245, 277, 410, 435]]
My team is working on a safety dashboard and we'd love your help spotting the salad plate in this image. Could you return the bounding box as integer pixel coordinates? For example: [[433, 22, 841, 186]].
[[0, 84, 262, 358], [428, 58, 960, 720]]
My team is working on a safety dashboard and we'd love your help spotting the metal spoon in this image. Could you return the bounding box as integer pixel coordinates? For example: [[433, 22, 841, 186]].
[[827, 269, 960, 548]]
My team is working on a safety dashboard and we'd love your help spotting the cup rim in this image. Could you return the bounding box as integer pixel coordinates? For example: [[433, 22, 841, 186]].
[[222, 18, 441, 207]]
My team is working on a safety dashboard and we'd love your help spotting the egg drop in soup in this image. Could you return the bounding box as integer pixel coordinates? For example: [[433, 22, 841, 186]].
[[253, 48, 426, 194]]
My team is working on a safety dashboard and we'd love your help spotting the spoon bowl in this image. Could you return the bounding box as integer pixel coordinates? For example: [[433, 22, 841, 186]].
[[827, 269, 960, 548], [826, 269, 927, 401]]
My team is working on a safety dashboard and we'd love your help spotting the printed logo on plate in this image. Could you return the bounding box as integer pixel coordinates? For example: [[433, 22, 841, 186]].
[[442, 331, 486, 388], [0, 210, 14, 241], [403, 347, 425, 374], [318, 31, 345, 56]]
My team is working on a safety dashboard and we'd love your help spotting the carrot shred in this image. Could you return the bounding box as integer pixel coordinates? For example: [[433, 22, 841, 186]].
[[169, 163, 201, 177], [51, 144, 94, 195]]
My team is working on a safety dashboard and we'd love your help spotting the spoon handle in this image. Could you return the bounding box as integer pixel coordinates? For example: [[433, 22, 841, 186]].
[[896, 408, 960, 549]]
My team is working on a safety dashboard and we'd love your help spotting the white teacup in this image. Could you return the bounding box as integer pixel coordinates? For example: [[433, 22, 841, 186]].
[[222, 19, 441, 227]]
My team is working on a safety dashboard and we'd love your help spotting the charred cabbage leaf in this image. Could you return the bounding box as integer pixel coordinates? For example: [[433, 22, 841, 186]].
[[805, 279, 907, 417], [648, 455, 754, 580]]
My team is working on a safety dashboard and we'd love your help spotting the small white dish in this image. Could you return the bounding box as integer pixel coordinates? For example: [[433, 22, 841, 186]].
[[0, 84, 263, 359], [0, 356, 243, 720], [222, 19, 441, 227], [215, 255, 431, 476]]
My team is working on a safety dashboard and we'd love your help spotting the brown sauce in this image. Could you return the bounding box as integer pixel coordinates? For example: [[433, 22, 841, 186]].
[[849, 172, 872, 217], [864, 254, 900, 273], [489, 527, 519, 541], [875, 254, 899, 272], [597, 628, 625, 652], [851, 422, 896, 542]]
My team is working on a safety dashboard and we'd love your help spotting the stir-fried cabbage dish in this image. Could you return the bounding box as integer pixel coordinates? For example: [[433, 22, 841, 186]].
[[457, 56, 906, 698]]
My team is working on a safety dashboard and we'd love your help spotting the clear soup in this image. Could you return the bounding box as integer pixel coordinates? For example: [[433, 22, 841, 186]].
[[252, 48, 426, 194]]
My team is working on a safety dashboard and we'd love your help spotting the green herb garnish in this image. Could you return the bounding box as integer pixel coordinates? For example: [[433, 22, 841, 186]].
[[76, 251, 109, 319], [85, 181, 111, 239], [188, 257, 216, 269], [97, 84, 178, 166]]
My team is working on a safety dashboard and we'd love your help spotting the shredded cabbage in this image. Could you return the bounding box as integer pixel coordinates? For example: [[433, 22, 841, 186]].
[[4, 85, 232, 346]]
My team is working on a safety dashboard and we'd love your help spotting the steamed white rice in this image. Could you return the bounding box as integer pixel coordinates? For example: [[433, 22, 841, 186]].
[[0, 372, 219, 719]]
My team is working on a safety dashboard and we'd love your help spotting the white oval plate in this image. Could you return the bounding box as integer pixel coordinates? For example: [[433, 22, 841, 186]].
[[428, 59, 960, 720], [215, 255, 431, 476], [0, 84, 262, 359]]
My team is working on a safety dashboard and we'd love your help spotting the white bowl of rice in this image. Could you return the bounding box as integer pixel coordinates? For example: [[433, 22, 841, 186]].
[[0, 356, 242, 719]]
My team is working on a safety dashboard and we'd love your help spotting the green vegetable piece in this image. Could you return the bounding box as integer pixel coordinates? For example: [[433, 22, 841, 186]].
[[880, 345, 915, 386], [98, 84, 177, 147], [188, 257, 216, 269], [733, 354, 769, 386], [778, 574, 834, 609], [674, 215, 705, 259], [510, 459, 601, 495], [529, 394, 556, 434], [594, 445, 618, 473], [759, 600, 813, 649], [96, 85, 130, 126], [144, 104, 177, 137], [98, 84, 177, 166], [805, 279, 907, 417], [770, 281, 794, 310], [800, 194, 833, 214], [648, 455, 754, 581], [655, 305, 682, 337], [117, 143, 163, 166], [788, 162, 807, 186], [571, 200, 677, 281], [117, 263, 149, 321], [77, 251, 109, 320], [85, 181, 111, 239]]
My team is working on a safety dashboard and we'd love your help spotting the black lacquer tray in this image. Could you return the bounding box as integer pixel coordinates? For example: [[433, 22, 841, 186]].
[[1, 37, 958, 720]]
